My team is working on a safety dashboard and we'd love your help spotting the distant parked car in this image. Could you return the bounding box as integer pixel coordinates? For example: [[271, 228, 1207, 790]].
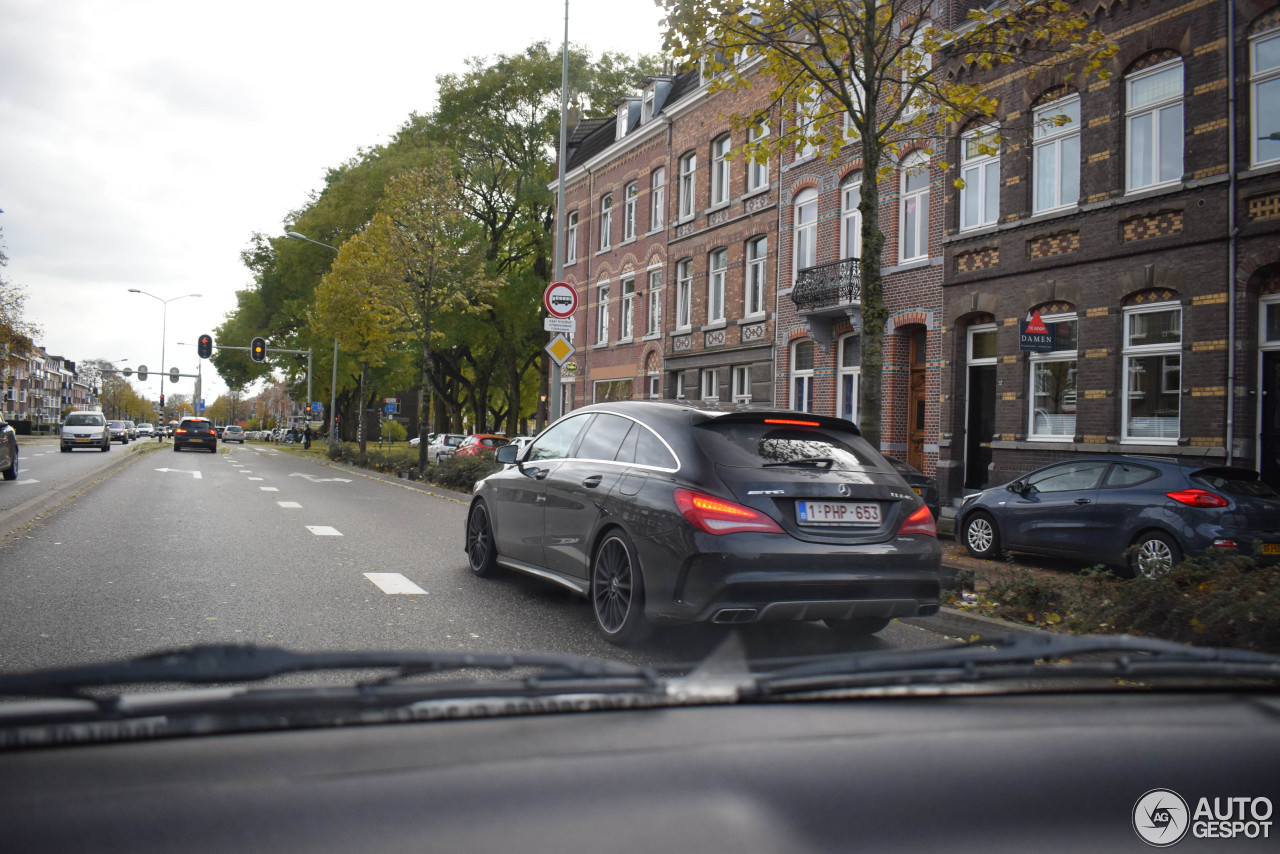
[[428, 433, 466, 464], [60, 411, 110, 453], [453, 434, 510, 458], [136, 423, 155, 438], [223, 425, 245, 444], [956, 456, 1280, 577], [107, 421, 130, 443], [123, 421, 138, 441]]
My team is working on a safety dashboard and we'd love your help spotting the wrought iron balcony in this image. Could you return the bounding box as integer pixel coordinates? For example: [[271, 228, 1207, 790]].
[[791, 258, 861, 314]]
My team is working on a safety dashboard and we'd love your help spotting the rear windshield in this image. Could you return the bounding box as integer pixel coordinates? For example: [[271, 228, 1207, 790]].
[[694, 419, 891, 472], [109, 421, 124, 428], [65, 414, 103, 426], [181, 421, 212, 433], [1193, 469, 1279, 498]]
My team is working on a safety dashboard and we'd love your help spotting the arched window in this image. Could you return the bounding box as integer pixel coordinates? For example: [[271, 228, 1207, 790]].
[[899, 152, 930, 262], [793, 188, 818, 282], [623, 182, 638, 241], [649, 168, 666, 230], [841, 177, 861, 260], [599, 193, 613, 250], [711, 135, 731, 205]]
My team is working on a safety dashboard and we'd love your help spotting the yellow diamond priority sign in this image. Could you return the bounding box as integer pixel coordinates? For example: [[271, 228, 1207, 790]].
[[546, 333, 575, 366]]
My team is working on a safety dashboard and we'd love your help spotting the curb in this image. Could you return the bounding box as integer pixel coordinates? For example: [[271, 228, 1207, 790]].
[[250, 442, 474, 505], [901, 605, 1045, 640]]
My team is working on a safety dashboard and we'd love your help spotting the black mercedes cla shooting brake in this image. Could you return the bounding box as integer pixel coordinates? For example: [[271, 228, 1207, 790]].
[[467, 401, 942, 645]]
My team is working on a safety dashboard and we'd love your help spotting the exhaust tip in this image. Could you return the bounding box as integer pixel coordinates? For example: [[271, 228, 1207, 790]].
[[712, 608, 759, 624]]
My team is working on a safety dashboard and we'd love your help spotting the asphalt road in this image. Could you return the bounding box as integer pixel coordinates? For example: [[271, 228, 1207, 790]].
[[0, 439, 959, 677], [0, 435, 149, 517]]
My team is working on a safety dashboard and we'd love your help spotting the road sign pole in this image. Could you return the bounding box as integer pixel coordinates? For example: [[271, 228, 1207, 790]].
[[550, 0, 570, 424]]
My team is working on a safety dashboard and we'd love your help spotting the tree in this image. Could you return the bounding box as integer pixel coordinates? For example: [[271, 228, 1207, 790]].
[[662, 0, 1114, 447], [0, 228, 40, 400]]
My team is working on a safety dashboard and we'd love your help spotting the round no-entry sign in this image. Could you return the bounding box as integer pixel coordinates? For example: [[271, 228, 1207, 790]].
[[543, 281, 577, 318]]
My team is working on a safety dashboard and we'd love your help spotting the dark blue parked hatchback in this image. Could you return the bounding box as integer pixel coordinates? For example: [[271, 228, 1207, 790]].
[[956, 455, 1280, 577]]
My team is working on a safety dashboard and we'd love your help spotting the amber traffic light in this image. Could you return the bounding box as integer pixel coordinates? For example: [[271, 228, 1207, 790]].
[[251, 337, 266, 362]]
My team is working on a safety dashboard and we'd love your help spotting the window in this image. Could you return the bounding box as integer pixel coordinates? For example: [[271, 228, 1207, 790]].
[[747, 122, 769, 191], [617, 103, 631, 138], [1126, 59, 1184, 192], [1025, 460, 1109, 494], [701, 369, 720, 401], [619, 278, 635, 341], [841, 178, 861, 260], [968, 325, 998, 362], [650, 168, 666, 230], [708, 249, 727, 324], [676, 259, 692, 329], [901, 22, 932, 120], [837, 334, 861, 424], [646, 269, 662, 336], [578, 413, 635, 460], [592, 379, 634, 404], [711, 135, 731, 205], [793, 189, 818, 281], [899, 153, 930, 262], [745, 237, 766, 316], [1123, 303, 1181, 442], [960, 126, 999, 230], [648, 371, 661, 399], [792, 340, 815, 413], [796, 91, 820, 159], [675, 371, 686, 400], [1033, 95, 1081, 213], [732, 365, 752, 404], [1252, 28, 1280, 166], [596, 283, 610, 344], [599, 194, 613, 250], [528, 413, 591, 461], [679, 153, 697, 220], [566, 211, 578, 264], [643, 88, 655, 122], [623, 183, 638, 241], [1028, 314, 1079, 439]]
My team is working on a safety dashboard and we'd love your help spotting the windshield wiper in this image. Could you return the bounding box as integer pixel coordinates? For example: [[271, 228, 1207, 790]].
[[761, 456, 836, 468], [0, 644, 661, 700], [750, 633, 1280, 696]]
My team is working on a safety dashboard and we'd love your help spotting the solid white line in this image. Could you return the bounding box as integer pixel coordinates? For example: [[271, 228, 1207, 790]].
[[248, 477, 263, 481], [364, 573, 427, 594], [260, 486, 279, 492], [306, 525, 342, 536], [277, 501, 301, 508]]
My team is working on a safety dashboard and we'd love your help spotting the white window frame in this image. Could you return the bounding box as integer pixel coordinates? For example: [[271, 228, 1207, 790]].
[[841, 178, 862, 260], [793, 188, 818, 283], [1027, 314, 1079, 440], [899, 153, 930, 263], [678, 153, 697, 221], [650, 168, 666, 230], [1122, 302, 1182, 444], [959, 126, 1000, 231], [643, 88, 655, 123], [1251, 28, 1280, 167], [711, 135, 731, 206], [1125, 59, 1184, 193], [747, 122, 769, 191], [732, 365, 752, 404], [648, 371, 661, 399], [837, 334, 861, 425], [675, 259, 693, 330], [619, 278, 635, 341], [791, 340, 815, 413], [566, 211, 578, 264], [701, 368, 720, 402], [796, 91, 820, 160], [1033, 95, 1081, 214], [623, 182, 638, 241], [599, 194, 613, 250], [745, 236, 766, 317], [708, 249, 727, 324], [675, 372, 686, 400], [646, 269, 662, 337], [900, 21, 932, 121], [596, 282, 610, 345]]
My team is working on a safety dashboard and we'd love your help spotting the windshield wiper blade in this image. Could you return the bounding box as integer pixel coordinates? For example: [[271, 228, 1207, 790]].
[[761, 456, 836, 468], [0, 644, 660, 699], [752, 633, 1280, 695]]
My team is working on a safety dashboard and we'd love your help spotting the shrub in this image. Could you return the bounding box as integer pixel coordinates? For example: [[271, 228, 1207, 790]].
[[425, 455, 501, 492]]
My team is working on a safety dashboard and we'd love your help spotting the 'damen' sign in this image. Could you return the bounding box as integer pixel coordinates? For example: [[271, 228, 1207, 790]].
[[1019, 310, 1056, 352]]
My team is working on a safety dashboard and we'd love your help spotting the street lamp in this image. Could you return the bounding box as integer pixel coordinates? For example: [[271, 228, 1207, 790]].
[[127, 290, 201, 433], [284, 231, 340, 449]]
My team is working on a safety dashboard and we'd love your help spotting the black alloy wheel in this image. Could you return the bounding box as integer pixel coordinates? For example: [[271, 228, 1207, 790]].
[[591, 529, 648, 646], [466, 501, 498, 577], [963, 512, 1001, 559]]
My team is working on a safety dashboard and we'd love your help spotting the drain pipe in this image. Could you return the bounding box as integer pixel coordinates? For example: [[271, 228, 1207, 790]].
[[1226, 0, 1238, 466]]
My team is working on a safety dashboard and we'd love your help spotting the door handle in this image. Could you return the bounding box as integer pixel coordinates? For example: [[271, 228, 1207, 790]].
[[581, 475, 602, 489], [1074, 498, 1092, 505]]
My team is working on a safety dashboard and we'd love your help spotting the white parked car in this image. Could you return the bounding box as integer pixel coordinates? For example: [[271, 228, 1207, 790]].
[[136, 423, 155, 438], [427, 433, 465, 463]]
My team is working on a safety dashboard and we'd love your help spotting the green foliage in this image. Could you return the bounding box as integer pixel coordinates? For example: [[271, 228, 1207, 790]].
[[383, 420, 407, 442], [424, 455, 502, 493], [975, 554, 1280, 654]]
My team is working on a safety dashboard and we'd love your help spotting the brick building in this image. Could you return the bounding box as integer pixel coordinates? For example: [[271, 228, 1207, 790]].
[[937, 0, 1280, 502]]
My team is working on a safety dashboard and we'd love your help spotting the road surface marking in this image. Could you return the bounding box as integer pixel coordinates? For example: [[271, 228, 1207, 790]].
[[239, 470, 253, 474], [364, 573, 426, 594], [248, 477, 263, 481], [306, 525, 342, 536], [277, 501, 301, 508], [15, 478, 38, 485], [155, 468, 202, 479], [259, 486, 279, 492], [289, 473, 352, 483]]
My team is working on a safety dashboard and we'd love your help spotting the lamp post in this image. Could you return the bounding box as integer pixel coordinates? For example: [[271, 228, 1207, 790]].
[[127, 290, 201, 431], [284, 231, 340, 450]]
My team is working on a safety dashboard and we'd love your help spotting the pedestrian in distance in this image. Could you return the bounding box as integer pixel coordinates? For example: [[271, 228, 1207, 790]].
[[304, 424, 313, 450]]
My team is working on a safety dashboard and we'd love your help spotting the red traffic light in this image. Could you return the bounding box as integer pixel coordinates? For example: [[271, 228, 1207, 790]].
[[197, 334, 213, 359]]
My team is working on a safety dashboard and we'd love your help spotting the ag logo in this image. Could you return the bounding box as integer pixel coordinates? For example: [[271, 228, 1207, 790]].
[[1134, 789, 1190, 847]]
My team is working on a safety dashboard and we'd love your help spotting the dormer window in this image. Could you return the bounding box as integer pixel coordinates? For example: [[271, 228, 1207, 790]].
[[617, 105, 629, 137], [643, 88, 655, 122]]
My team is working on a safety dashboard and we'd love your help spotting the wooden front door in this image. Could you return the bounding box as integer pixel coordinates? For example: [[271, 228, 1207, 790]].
[[907, 329, 927, 470]]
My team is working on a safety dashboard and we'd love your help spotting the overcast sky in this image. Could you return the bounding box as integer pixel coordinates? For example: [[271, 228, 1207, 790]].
[[0, 0, 665, 404]]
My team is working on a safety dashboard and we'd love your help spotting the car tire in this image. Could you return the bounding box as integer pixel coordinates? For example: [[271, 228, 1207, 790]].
[[61, 445, 70, 453], [591, 529, 650, 647], [2, 454, 16, 480], [824, 617, 891, 640], [466, 501, 499, 577], [1130, 530, 1181, 579], [963, 512, 1001, 559], [101, 441, 110, 452], [174, 445, 181, 452]]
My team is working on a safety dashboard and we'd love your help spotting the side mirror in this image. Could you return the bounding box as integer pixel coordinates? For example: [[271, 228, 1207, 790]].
[[1007, 480, 1025, 494], [495, 444, 519, 466]]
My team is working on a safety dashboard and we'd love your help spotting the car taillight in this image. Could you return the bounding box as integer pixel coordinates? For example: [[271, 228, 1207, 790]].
[[673, 488, 784, 535], [897, 505, 937, 537], [763, 418, 821, 427], [175, 428, 187, 434], [1166, 489, 1229, 508]]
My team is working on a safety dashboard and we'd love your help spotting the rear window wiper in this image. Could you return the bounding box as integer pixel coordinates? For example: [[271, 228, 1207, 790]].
[[761, 456, 836, 468], [749, 633, 1280, 696]]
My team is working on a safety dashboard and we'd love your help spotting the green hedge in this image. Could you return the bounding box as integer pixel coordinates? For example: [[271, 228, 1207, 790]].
[[325, 443, 500, 492]]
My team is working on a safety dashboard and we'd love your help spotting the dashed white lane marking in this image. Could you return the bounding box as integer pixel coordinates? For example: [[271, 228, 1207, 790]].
[[249, 477, 263, 481], [364, 573, 427, 594], [260, 486, 279, 492], [306, 525, 342, 536], [277, 501, 301, 508], [239, 470, 253, 474], [15, 478, 38, 485]]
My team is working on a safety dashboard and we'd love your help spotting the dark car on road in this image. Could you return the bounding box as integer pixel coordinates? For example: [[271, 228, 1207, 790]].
[[60, 411, 110, 453], [173, 417, 217, 453], [956, 455, 1280, 577], [886, 457, 940, 521], [0, 414, 18, 479], [107, 420, 130, 443], [466, 401, 941, 645]]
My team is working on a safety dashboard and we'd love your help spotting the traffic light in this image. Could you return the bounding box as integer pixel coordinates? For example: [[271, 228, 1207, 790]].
[[159, 394, 165, 411], [251, 337, 266, 362], [197, 334, 213, 359]]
